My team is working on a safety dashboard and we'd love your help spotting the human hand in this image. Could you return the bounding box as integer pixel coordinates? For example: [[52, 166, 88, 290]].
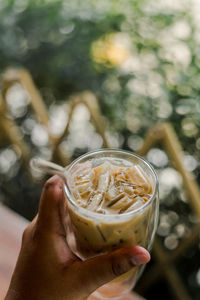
[[5, 176, 150, 300]]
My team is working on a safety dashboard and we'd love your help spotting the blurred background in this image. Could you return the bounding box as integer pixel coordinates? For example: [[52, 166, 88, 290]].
[[0, 0, 200, 299]]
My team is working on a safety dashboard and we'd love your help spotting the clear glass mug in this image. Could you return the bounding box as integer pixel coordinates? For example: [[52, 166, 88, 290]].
[[63, 149, 159, 300]]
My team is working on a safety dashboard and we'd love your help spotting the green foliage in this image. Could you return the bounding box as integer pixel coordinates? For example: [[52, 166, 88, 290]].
[[0, 0, 198, 148]]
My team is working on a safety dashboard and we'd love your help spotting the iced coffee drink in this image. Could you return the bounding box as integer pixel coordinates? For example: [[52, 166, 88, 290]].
[[63, 149, 159, 299]]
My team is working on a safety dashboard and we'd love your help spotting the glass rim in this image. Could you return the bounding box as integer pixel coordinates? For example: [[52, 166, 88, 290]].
[[63, 148, 158, 221]]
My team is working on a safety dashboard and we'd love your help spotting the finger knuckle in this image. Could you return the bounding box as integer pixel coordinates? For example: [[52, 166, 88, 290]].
[[22, 219, 43, 244], [111, 256, 130, 276], [32, 220, 46, 242], [32, 227, 41, 242], [22, 226, 31, 243]]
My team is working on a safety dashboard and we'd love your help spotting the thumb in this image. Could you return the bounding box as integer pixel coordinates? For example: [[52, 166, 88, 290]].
[[37, 176, 65, 235], [71, 246, 150, 296]]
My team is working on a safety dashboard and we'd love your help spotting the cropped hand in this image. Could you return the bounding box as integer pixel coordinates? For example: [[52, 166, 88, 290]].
[[5, 176, 150, 300]]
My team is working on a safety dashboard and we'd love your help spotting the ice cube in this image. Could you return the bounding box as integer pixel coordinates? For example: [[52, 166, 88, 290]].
[[79, 190, 91, 201], [86, 192, 104, 211], [105, 176, 116, 199], [111, 195, 133, 211], [106, 185, 117, 200], [97, 170, 110, 193], [71, 164, 94, 202], [123, 185, 135, 195], [73, 162, 94, 180], [106, 193, 126, 207], [125, 197, 145, 213], [77, 182, 92, 193]]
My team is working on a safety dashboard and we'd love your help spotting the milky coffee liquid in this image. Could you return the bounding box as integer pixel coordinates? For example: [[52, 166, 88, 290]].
[[66, 157, 154, 259]]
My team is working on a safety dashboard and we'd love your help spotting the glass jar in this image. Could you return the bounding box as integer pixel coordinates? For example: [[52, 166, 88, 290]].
[[63, 149, 159, 300]]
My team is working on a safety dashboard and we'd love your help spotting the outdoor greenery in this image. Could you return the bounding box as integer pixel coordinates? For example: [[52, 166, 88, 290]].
[[0, 0, 200, 299]]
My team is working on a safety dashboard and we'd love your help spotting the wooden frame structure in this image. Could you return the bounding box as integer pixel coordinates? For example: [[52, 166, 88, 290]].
[[136, 123, 200, 300], [0, 68, 110, 166], [1, 68, 200, 300]]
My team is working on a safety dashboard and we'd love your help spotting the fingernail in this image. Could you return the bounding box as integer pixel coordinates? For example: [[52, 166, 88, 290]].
[[130, 253, 150, 266]]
